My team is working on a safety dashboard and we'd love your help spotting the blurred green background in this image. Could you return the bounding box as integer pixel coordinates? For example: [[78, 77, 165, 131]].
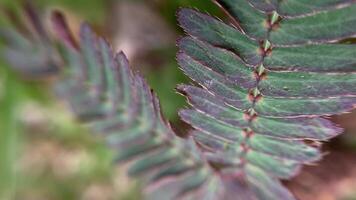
[[0, 0, 356, 200]]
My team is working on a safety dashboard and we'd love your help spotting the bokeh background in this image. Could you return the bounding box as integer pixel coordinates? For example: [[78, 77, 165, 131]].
[[0, 0, 355, 200]]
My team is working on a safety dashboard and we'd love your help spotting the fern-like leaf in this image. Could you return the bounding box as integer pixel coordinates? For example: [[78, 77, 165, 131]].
[[55, 21, 255, 199], [177, 1, 356, 199], [0, 3, 60, 77]]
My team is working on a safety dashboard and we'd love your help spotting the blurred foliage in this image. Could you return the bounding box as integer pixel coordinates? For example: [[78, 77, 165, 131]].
[[0, 63, 50, 199], [343, 196, 356, 200], [0, 0, 120, 199], [13, 109, 118, 200], [0, 0, 110, 23], [0, 67, 20, 200]]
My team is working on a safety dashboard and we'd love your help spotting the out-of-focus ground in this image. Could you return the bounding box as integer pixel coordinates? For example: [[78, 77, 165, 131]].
[[0, 0, 355, 200]]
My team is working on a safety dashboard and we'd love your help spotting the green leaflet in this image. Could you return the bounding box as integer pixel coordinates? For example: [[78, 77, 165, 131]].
[[259, 71, 356, 98], [128, 148, 179, 176], [251, 117, 340, 140], [105, 77, 156, 144], [270, 4, 356, 45], [215, 0, 268, 40], [115, 137, 162, 162], [80, 25, 104, 96], [277, 0, 354, 16], [247, 0, 278, 13], [255, 96, 356, 117], [245, 165, 294, 200], [248, 0, 353, 16], [146, 167, 213, 200], [199, 164, 295, 200], [265, 44, 356, 72], [178, 8, 262, 65], [148, 161, 196, 183]]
